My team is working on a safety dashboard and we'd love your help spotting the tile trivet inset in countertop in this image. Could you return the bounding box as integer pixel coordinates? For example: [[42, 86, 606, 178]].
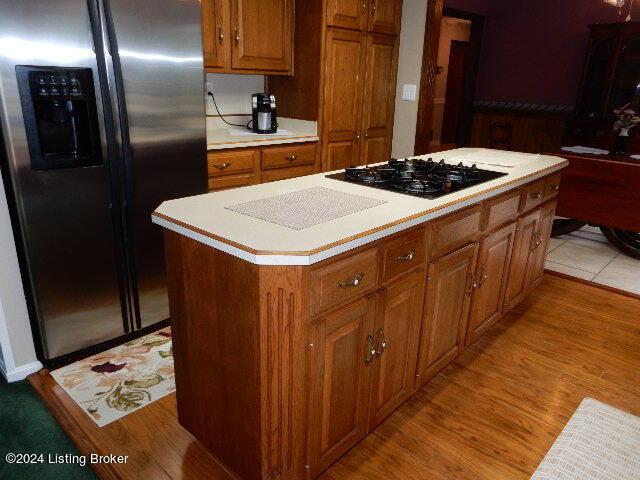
[[225, 186, 387, 230]]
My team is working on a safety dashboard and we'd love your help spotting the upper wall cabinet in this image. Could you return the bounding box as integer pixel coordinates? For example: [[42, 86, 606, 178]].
[[326, 0, 402, 35], [202, 0, 293, 75]]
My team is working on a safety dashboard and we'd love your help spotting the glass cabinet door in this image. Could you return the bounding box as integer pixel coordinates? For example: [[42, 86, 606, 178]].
[[608, 37, 640, 112], [580, 38, 615, 115]]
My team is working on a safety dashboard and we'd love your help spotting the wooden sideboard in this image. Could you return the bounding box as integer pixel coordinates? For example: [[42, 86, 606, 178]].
[[162, 171, 560, 479], [207, 142, 319, 191]]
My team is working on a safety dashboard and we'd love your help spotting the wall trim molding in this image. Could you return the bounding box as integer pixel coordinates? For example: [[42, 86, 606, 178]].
[[474, 100, 575, 115], [1, 360, 42, 383], [0, 299, 16, 373]]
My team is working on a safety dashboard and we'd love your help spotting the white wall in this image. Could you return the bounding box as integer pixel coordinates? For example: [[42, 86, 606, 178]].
[[0, 172, 41, 382], [204, 73, 264, 116], [391, 0, 429, 158]]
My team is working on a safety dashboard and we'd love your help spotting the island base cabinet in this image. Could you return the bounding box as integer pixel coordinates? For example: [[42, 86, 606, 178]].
[[527, 200, 557, 290], [415, 243, 478, 389], [307, 297, 376, 478], [369, 271, 425, 428], [503, 208, 542, 310], [465, 221, 517, 347]]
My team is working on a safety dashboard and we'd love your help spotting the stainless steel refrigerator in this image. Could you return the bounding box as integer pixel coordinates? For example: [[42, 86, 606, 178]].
[[0, 0, 206, 362]]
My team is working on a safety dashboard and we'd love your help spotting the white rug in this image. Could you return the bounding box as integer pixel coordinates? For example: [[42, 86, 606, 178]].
[[532, 398, 640, 479], [51, 327, 175, 427]]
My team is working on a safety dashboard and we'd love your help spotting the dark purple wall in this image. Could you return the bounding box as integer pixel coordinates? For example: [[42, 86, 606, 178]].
[[444, 0, 640, 106]]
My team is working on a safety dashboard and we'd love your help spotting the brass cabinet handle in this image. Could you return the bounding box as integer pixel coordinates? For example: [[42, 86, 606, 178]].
[[475, 266, 488, 288], [214, 162, 231, 170], [361, 2, 368, 13], [531, 192, 544, 200], [364, 129, 369, 138], [337, 272, 365, 288], [365, 334, 376, 364], [395, 250, 415, 262], [285, 155, 298, 161], [467, 271, 476, 295], [355, 131, 361, 142], [549, 184, 559, 192], [234, 27, 240, 44], [531, 231, 543, 251], [218, 26, 224, 44], [371, 0, 377, 12], [375, 328, 387, 356]]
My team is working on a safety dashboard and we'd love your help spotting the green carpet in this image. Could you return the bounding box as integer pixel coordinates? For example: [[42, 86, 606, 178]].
[[0, 378, 97, 480]]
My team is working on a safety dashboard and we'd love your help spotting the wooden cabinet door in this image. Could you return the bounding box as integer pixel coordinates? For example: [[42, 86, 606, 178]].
[[322, 29, 367, 170], [368, 0, 402, 35], [465, 222, 517, 347], [326, 0, 368, 31], [202, 0, 231, 69], [504, 209, 541, 310], [307, 297, 376, 477], [230, 0, 292, 72], [527, 199, 557, 290], [415, 243, 478, 388], [360, 34, 398, 166], [369, 271, 425, 427]]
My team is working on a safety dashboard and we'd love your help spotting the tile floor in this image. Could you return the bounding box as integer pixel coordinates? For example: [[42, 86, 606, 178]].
[[546, 225, 640, 295]]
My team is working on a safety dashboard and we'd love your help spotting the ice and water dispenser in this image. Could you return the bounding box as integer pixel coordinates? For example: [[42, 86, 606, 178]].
[[16, 66, 102, 171]]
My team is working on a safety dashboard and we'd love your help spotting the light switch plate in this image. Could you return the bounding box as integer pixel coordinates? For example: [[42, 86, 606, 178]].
[[402, 84, 417, 101]]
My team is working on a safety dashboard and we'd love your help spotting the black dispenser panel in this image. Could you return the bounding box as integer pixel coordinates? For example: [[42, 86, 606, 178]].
[[16, 66, 102, 171]]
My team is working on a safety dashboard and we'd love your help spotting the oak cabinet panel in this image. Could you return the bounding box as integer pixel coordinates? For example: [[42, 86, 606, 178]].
[[202, 0, 231, 69], [521, 179, 546, 212], [465, 221, 517, 346], [326, 0, 368, 31], [208, 172, 259, 191], [207, 148, 259, 177], [369, 271, 425, 427], [416, 243, 478, 387], [504, 208, 541, 310], [430, 205, 482, 259], [323, 30, 367, 142], [482, 189, 521, 231], [261, 164, 316, 183], [261, 143, 316, 170], [379, 227, 427, 284], [360, 34, 397, 165], [368, 0, 402, 35], [325, 141, 360, 171], [231, 0, 292, 72], [307, 297, 376, 478], [527, 200, 556, 290]]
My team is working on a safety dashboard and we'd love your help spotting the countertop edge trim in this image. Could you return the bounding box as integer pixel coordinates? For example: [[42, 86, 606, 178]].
[[152, 162, 567, 265]]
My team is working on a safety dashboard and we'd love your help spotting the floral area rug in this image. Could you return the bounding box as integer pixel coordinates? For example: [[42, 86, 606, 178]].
[[51, 327, 174, 427]]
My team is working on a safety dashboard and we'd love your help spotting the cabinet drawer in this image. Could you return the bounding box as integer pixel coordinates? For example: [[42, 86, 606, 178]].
[[261, 164, 316, 183], [207, 149, 259, 177], [311, 248, 378, 316], [208, 173, 259, 191], [379, 227, 427, 283], [430, 205, 482, 259], [544, 173, 561, 199], [521, 179, 546, 212], [261, 143, 316, 170], [482, 189, 521, 231]]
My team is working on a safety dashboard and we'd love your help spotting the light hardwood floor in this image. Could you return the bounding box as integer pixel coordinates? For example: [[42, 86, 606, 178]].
[[29, 273, 640, 479]]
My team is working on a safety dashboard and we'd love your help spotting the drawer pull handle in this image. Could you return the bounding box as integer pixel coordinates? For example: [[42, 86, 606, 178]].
[[214, 162, 231, 170], [549, 184, 559, 191], [531, 231, 543, 251], [337, 272, 365, 288], [285, 155, 298, 161], [467, 271, 476, 295], [234, 27, 240, 44], [396, 250, 415, 262], [218, 26, 224, 44], [375, 328, 387, 356], [531, 192, 543, 199], [361, 2, 368, 13], [365, 334, 376, 364]]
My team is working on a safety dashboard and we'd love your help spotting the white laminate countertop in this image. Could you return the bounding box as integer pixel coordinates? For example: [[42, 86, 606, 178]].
[[153, 148, 568, 265], [206, 116, 319, 150]]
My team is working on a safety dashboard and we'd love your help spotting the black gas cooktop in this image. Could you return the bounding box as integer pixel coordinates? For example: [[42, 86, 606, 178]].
[[326, 158, 508, 199]]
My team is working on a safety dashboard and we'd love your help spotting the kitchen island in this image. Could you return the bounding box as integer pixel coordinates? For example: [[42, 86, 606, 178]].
[[152, 148, 567, 480]]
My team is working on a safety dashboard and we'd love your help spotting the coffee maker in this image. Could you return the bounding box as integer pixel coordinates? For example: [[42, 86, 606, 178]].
[[252, 93, 277, 134]]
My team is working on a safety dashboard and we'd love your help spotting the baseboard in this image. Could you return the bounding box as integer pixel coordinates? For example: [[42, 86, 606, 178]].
[[1, 360, 43, 382]]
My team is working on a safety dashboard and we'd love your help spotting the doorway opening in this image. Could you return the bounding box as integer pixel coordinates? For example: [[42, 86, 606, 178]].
[[415, 3, 484, 155]]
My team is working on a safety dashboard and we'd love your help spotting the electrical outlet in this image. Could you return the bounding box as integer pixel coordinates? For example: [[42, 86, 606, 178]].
[[402, 84, 417, 101]]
